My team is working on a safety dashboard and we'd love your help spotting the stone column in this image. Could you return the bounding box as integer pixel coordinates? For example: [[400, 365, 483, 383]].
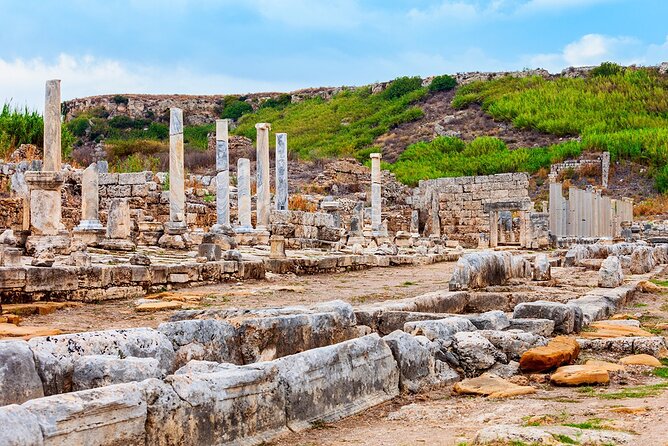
[[75, 163, 103, 230], [167, 108, 186, 232], [410, 209, 420, 236], [43, 79, 62, 172], [275, 133, 288, 211], [568, 187, 577, 237], [25, 80, 64, 236], [236, 158, 253, 232], [548, 180, 562, 237], [213, 119, 230, 231], [489, 211, 498, 248], [370, 153, 382, 235], [601, 152, 610, 189], [255, 123, 271, 230]]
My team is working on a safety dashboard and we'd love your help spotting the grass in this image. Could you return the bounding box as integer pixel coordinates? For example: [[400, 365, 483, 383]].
[[651, 279, 668, 287], [563, 418, 608, 430], [552, 434, 578, 444], [578, 382, 668, 400], [233, 83, 426, 160]]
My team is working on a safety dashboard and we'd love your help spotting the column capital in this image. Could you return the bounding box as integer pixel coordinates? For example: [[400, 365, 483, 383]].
[[255, 122, 271, 130], [370, 152, 382, 160]]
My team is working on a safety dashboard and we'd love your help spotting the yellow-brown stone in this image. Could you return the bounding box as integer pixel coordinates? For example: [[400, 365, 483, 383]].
[[453, 373, 536, 398], [0, 323, 62, 340], [585, 359, 625, 372], [580, 322, 653, 339], [550, 365, 610, 386], [619, 354, 662, 367], [519, 336, 580, 373], [135, 301, 183, 312]]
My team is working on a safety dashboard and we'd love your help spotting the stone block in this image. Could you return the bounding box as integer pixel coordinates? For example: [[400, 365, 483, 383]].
[[118, 172, 146, 185], [404, 316, 477, 341], [452, 331, 506, 376], [0, 267, 26, 289], [270, 334, 399, 431], [23, 382, 148, 446], [25, 267, 78, 292], [513, 301, 578, 334], [29, 328, 175, 395], [131, 184, 149, 197], [72, 355, 163, 391], [0, 340, 44, 406], [0, 404, 44, 446], [383, 330, 434, 392], [466, 310, 510, 330], [98, 173, 118, 185], [509, 318, 555, 336]]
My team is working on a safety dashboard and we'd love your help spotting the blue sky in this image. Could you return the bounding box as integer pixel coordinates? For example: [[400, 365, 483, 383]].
[[1, 0, 667, 110]]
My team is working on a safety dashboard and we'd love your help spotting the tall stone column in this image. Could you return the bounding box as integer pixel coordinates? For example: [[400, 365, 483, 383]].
[[548, 180, 562, 237], [275, 133, 288, 211], [236, 158, 253, 232], [25, 80, 65, 237], [489, 211, 499, 248], [213, 119, 231, 231], [370, 153, 382, 235], [255, 123, 271, 230], [76, 163, 103, 230], [167, 108, 186, 232]]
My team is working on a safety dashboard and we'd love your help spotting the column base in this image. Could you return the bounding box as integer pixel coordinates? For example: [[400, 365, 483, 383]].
[[164, 221, 188, 235], [75, 220, 104, 231], [25, 233, 71, 255], [72, 227, 105, 246]]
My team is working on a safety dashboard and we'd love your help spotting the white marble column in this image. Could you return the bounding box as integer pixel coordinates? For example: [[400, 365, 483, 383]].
[[236, 158, 253, 231], [44, 79, 62, 172], [213, 119, 230, 231], [76, 163, 103, 230], [370, 153, 382, 234], [275, 133, 288, 211], [255, 123, 271, 230], [168, 108, 186, 231], [548, 180, 562, 237]]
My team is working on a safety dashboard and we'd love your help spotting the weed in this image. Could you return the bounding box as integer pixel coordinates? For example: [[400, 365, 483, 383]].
[[651, 279, 668, 287], [563, 417, 608, 430], [652, 367, 668, 379], [552, 434, 578, 444], [429, 74, 457, 92]]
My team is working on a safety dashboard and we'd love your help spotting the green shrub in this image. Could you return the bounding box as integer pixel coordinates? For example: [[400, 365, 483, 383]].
[[590, 62, 624, 77], [259, 94, 291, 110], [67, 115, 90, 137], [656, 165, 668, 194], [382, 76, 423, 100], [183, 124, 214, 150], [112, 95, 129, 105], [111, 153, 159, 173], [429, 74, 457, 92], [221, 100, 253, 120], [0, 104, 44, 158]]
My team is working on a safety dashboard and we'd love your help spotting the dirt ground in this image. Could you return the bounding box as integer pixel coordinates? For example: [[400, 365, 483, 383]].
[[21, 261, 455, 332]]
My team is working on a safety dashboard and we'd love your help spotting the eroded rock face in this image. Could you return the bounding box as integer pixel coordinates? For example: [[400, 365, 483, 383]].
[[0, 340, 44, 406], [28, 328, 175, 395], [599, 256, 624, 288], [519, 336, 580, 373]]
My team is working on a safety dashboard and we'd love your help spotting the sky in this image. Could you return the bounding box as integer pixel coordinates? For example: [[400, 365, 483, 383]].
[[1, 0, 667, 110]]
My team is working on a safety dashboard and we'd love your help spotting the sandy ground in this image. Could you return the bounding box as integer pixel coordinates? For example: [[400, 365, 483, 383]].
[[21, 261, 456, 332]]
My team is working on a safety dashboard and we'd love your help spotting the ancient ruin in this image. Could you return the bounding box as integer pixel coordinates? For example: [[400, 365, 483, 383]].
[[0, 76, 667, 446]]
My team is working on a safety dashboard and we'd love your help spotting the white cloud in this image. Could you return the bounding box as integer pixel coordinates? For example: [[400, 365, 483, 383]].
[[0, 54, 299, 112]]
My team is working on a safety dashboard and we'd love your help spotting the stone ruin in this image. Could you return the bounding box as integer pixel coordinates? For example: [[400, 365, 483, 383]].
[[1, 79, 667, 446]]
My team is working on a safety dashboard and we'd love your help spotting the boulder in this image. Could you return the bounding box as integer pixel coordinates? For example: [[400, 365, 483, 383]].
[[478, 330, 547, 361], [453, 373, 535, 398], [466, 310, 510, 330], [513, 301, 579, 334], [585, 359, 625, 372], [568, 295, 617, 325], [72, 355, 164, 391], [0, 404, 44, 446], [474, 425, 634, 445], [0, 340, 44, 406], [404, 316, 477, 341], [508, 318, 555, 336], [449, 252, 513, 291], [630, 246, 656, 274], [550, 364, 610, 386], [452, 331, 506, 376], [619, 354, 662, 367], [383, 330, 435, 392], [519, 336, 580, 372], [598, 255, 623, 288], [532, 254, 551, 281]]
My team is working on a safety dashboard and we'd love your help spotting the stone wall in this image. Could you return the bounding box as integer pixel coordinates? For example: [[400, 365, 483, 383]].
[[411, 173, 531, 247]]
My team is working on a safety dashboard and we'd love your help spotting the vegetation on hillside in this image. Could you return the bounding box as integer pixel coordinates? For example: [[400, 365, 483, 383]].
[[233, 77, 427, 160]]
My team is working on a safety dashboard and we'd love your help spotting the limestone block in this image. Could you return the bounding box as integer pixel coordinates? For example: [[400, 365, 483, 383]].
[[452, 331, 506, 375], [466, 310, 510, 330], [519, 336, 580, 372], [22, 382, 148, 445], [477, 330, 547, 361], [383, 330, 434, 393], [25, 267, 78, 292], [0, 340, 44, 406], [567, 294, 617, 325], [0, 404, 44, 446], [145, 366, 287, 445], [508, 318, 555, 336], [533, 253, 551, 281], [0, 267, 26, 289], [157, 319, 242, 369], [118, 172, 146, 185], [29, 328, 175, 395], [106, 199, 132, 239], [513, 301, 578, 334], [271, 334, 399, 431], [412, 290, 469, 313], [72, 355, 163, 391], [599, 255, 624, 288], [98, 173, 118, 185], [404, 316, 477, 341]]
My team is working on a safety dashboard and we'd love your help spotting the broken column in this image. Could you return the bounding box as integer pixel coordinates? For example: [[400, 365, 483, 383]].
[[255, 123, 271, 231], [601, 152, 610, 189], [100, 198, 135, 251], [167, 107, 186, 232], [76, 163, 103, 231], [236, 158, 253, 232], [212, 119, 231, 232], [25, 80, 67, 253], [370, 153, 382, 235], [275, 133, 288, 211]]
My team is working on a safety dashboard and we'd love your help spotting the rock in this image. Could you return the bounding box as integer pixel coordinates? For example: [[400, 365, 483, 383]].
[[383, 330, 435, 393], [449, 251, 515, 291], [0, 340, 44, 406], [197, 243, 222, 261], [466, 310, 510, 330], [223, 249, 243, 262], [135, 301, 183, 312], [585, 359, 626, 372], [509, 318, 555, 336], [452, 331, 506, 375], [72, 355, 164, 391], [473, 425, 554, 444], [550, 364, 610, 386], [533, 254, 551, 281], [269, 334, 399, 431], [474, 425, 634, 445], [0, 323, 62, 339], [23, 381, 148, 445], [453, 373, 536, 398], [106, 198, 132, 239], [630, 245, 656, 274], [404, 316, 477, 341], [129, 253, 151, 266], [62, 250, 92, 267], [0, 404, 44, 446], [513, 301, 579, 334], [28, 328, 175, 395], [619, 354, 662, 367], [519, 336, 580, 373], [599, 255, 624, 288], [478, 330, 547, 361], [488, 361, 520, 378], [568, 294, 617, 325], [31, 251, 55, 267], [581, 322, 654, 339]]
